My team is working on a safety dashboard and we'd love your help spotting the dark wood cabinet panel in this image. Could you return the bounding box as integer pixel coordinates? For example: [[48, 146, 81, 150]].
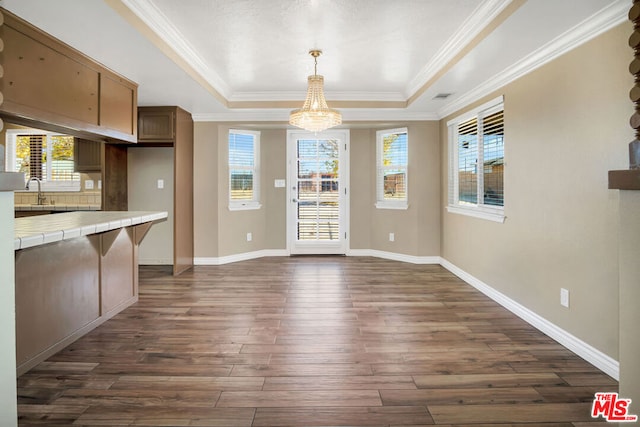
[[102, 144, 128, 211], [138, 108, 175, 144], [74, 138, 102, 172], [0, 8, 138, 144], [99, 74, 137, 136], [1, 25, 100, 126], [173, 108, 194, 276]]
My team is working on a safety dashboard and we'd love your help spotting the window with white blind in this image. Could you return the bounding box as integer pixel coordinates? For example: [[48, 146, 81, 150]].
[[5, 129, 81, 191], [447, 96, 505, 222], [228, 129, 261, 210], [376, 127, 408, 209]]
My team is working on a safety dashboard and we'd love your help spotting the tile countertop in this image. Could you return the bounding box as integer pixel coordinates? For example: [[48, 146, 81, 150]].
[[15, 204, 101, 211], [14, 211, 169, 250]]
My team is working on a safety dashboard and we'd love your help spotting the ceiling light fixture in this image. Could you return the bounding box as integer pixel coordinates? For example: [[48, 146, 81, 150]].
[[289, 49, 342, 133]]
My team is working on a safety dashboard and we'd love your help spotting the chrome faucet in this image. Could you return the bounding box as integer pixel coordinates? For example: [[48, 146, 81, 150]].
[[26, 177, 47, 205]]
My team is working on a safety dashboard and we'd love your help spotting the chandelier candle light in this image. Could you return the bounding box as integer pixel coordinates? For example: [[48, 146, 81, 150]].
[[289, 50, 342, 133]]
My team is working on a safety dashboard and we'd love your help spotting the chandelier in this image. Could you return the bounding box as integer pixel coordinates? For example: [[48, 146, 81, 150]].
[[289, 50, 342, 133]]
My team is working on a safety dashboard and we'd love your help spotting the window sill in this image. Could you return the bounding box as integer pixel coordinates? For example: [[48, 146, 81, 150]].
[[375, 201, 409, 210], [229, 202, 262, 211], [446, 204, 505, 223]]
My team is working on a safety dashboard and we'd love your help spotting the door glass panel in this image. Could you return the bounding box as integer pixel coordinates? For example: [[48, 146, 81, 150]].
[[296, 138, 340, 241]]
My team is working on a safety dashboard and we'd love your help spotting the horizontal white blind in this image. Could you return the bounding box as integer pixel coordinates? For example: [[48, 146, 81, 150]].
[[457, 118, 478, 205], [16, 134, 80, 184], [229, 130, 258, 202], [481, 110, 504, 206], [377, 128, 408, 204]]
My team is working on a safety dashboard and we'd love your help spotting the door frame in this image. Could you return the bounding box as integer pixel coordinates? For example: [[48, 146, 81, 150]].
[[286, 129, 350, 255]]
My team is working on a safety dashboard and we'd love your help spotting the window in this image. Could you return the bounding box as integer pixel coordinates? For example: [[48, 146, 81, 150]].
[[5, 129, 81, 191], [228, 129, 260, 210], [447, 96, 505, 222], [376, 127, 408, 209]]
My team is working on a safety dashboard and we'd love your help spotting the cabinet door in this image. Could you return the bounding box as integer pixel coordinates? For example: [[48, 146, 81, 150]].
[[100, 74, 136, 136], [74, 138, 102, 172], [138, 109, 175, 143], [1, 25, 99, 126]]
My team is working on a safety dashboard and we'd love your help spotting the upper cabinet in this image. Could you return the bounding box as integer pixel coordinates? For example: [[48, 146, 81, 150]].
[[99, 74, 137, 138], [74, 138, 102, 173], [0, 8, 138, 143], [138, 108, 176, 144]]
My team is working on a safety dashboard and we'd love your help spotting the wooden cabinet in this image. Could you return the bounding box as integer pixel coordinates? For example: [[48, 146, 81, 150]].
[[133, 106, 193, 275], [138, 109, 175, 143], [102, 144, 128, 211], [0, 8, 137, 143], [74, 138, 102, 172], [99, 74, 137, 137]]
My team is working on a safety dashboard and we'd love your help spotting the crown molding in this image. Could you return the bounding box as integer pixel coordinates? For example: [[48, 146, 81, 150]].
[[120, 0, 232, 99], [192, 108, 438, 123], [405, 0, 516, 98], [228, 91, 407, 103], [437, 0, 629, 119]]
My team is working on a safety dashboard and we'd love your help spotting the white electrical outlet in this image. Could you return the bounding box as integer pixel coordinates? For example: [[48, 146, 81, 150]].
[[560, 288, 570, 308], [247, 232, 252, 242], [84, 180, 94, 190], [389, 233, 395, 242]]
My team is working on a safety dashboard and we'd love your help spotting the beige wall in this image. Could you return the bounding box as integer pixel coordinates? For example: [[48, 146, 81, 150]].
[[194, 123, 288, 258], [128, 147, 174, 264], [440, 22, 633, 359], [349, 122, 441, 257], [193, 122, 219, 257], [349, 128, 373, 250], [193, 122, 441, 259]]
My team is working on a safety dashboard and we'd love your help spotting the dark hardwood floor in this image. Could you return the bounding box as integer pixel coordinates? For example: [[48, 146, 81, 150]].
[[17, 256, 617, 426]]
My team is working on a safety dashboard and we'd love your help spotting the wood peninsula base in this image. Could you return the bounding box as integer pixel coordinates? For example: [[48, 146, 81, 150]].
[[14, 211, 167, 375]]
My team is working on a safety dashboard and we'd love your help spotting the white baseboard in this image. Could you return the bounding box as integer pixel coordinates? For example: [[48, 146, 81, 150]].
[[439, 258, 620, 380], [194, 249, 288, 265], [348, 249, 440, 265]]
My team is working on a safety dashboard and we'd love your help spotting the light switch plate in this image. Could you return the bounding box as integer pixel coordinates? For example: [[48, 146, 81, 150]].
[[274, 179, 286, 188], [560, 288, 569, 308], [84, 180, 94, 190], [157, 179, 164, 189]]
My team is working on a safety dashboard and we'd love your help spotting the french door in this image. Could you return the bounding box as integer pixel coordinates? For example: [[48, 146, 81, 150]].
[[287, 130, 349, 255]]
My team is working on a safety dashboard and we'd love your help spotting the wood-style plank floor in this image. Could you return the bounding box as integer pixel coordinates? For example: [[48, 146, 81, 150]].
[[17, 256, 617, 426]]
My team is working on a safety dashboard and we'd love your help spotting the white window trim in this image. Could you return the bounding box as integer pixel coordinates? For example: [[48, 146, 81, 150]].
[[376, 127, 408, 210], [5, 129, 81, 192], [228, 129, 261, 211], [447, 96, 505, 223]]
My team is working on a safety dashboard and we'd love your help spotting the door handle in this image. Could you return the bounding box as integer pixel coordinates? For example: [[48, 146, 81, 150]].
[[292, 199, 297, 203]]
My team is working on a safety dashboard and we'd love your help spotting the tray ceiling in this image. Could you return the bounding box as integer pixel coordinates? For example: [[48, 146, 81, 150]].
[[1, 0, 629, 121]]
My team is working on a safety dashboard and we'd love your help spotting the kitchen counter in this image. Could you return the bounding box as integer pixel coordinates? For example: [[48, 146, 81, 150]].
[[14, 211, 167, 250], [14, 210, 168, 375]]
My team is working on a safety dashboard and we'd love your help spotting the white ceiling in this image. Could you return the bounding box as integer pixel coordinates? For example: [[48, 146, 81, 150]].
[[1, 0, 629, 122]]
